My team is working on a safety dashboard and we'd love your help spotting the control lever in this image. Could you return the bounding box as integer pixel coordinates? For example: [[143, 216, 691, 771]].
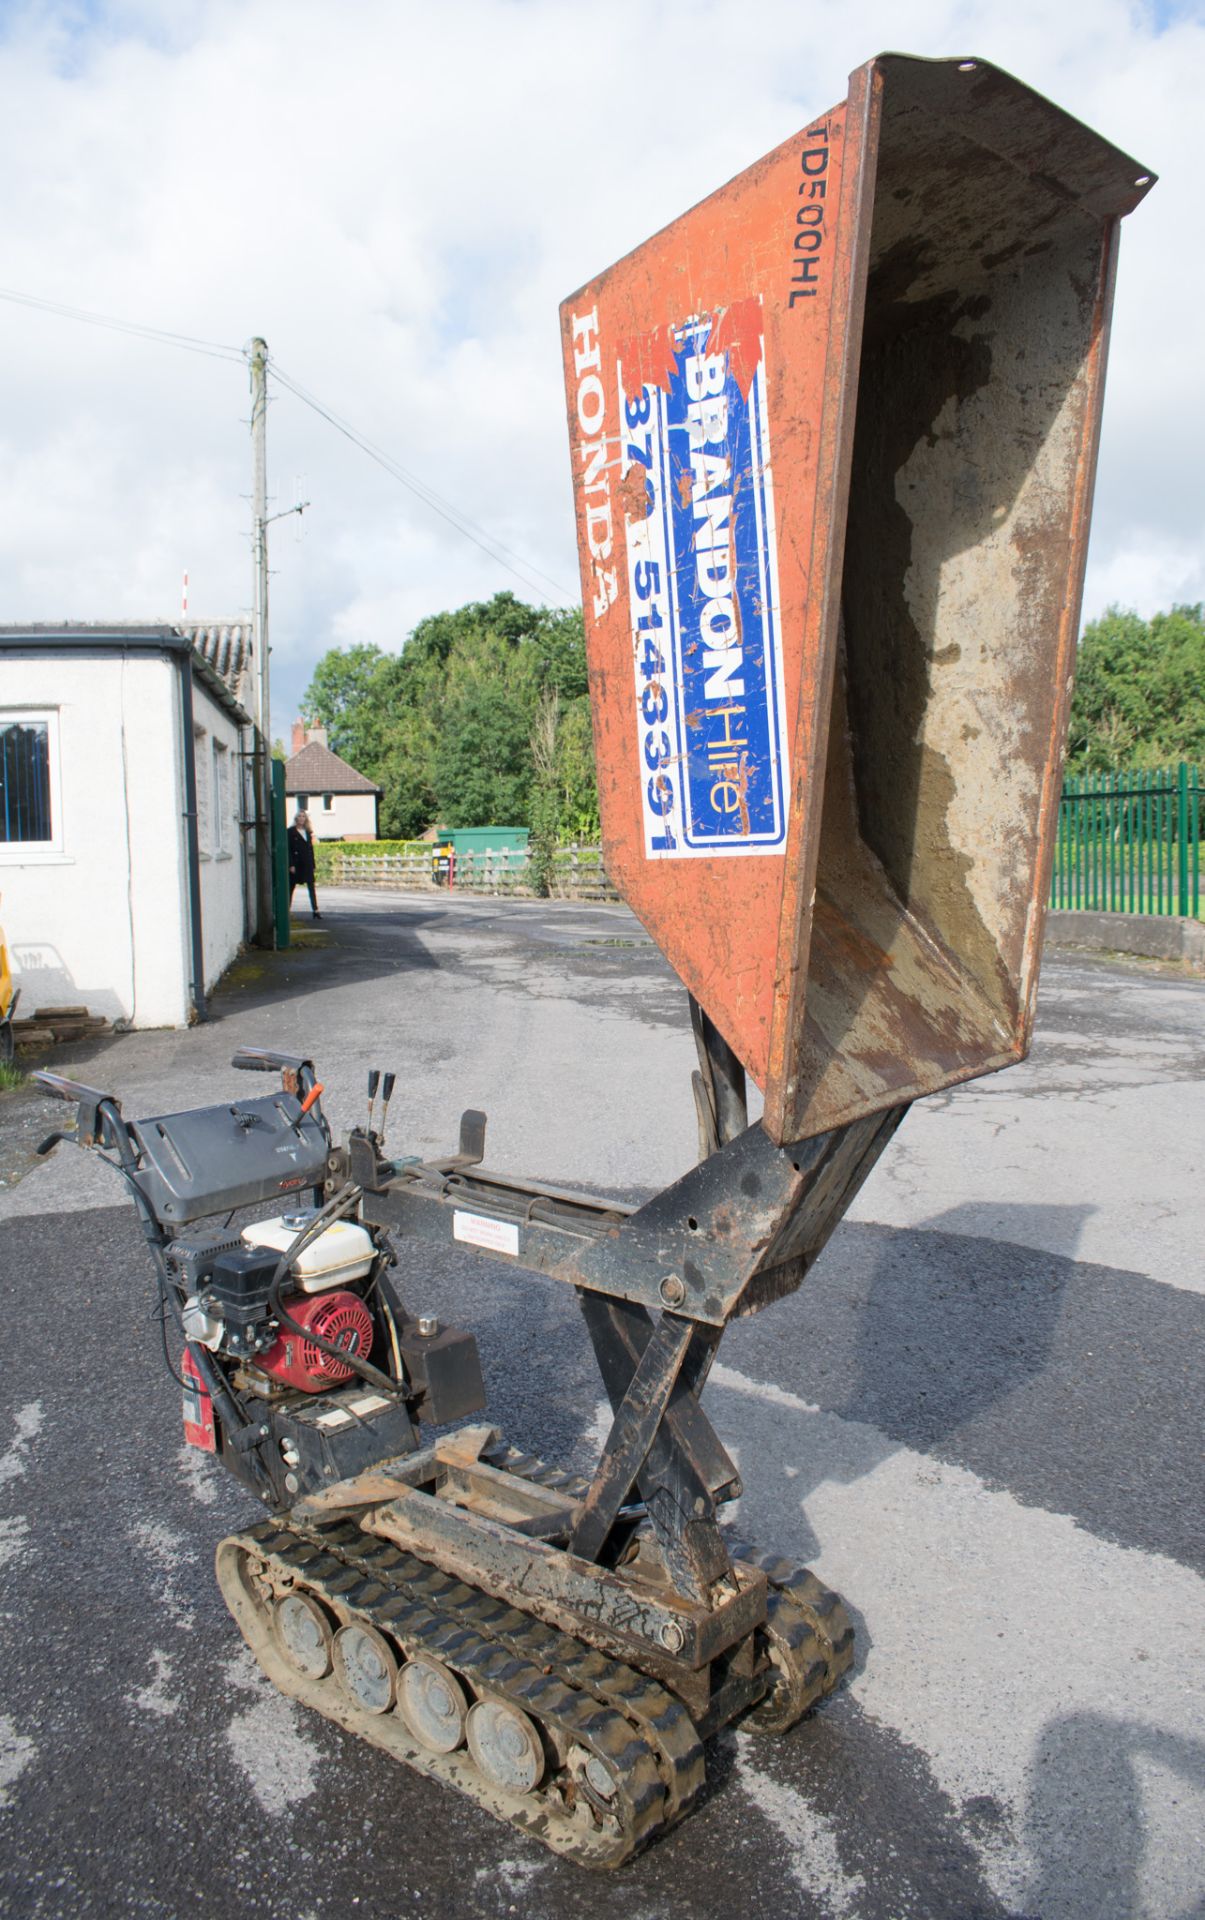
[[282, 1080, 326, 1141], [378, 1072, 396, 1146], [367, 1068, 380, 1136]]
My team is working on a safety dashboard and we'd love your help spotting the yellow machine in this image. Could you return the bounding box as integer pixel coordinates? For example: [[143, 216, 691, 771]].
[[0, 897, 18, 1063]]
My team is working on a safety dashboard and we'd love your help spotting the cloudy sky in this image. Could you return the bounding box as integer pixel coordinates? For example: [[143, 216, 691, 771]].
[[0, 0, 1200, 740]]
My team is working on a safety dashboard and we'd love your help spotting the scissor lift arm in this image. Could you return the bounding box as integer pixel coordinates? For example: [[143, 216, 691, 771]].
[[329, 1004, 907, 1698]]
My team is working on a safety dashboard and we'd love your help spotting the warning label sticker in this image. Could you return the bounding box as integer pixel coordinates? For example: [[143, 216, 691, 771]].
[[453, 1210, 520, 1258]]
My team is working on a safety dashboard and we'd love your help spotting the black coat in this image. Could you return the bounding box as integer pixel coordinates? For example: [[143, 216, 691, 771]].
[[288, 825, 315, 882]]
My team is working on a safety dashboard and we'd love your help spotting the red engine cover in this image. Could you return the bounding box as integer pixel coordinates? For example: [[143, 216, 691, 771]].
[[256, 1290, 374, 1393]]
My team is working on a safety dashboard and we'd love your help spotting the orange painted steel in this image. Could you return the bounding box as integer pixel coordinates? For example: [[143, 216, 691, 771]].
[[561, 54, 1153, 1144]]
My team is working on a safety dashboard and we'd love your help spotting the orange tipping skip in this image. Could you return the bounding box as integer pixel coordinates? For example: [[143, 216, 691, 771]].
[[560, 54, 1153, 1144]]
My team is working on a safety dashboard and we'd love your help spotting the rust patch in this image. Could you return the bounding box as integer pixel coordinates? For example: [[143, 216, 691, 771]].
[[619, 461, 652, 521]]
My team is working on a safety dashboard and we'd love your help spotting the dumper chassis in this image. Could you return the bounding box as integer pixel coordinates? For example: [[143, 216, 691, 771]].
[[36, 1012, 878, 1867]]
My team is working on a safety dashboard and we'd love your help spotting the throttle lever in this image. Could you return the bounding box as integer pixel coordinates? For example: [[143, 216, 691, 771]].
[[378, 1071, 396, 1146]]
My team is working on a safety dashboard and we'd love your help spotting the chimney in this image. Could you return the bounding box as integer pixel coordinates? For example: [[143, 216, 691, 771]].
[[291, 719, 305, 754], [308, 724, 328, 748]]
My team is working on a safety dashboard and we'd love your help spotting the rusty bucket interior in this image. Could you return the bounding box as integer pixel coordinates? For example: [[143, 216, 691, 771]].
[[562, 55, 1153, 1143]]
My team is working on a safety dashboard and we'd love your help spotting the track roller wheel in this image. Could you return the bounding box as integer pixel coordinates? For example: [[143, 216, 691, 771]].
[[467, 1697, 545, 1795], [273, 1591, 333, 1680], [397, 1656, 468, 1753], [744, 1562, 855, 1736], [569, 1743, 623, 1816], [333, 1622, 397, 1714]]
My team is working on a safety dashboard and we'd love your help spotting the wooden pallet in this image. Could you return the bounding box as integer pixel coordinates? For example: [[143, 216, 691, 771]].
[[13, 1005, 109, 1049]]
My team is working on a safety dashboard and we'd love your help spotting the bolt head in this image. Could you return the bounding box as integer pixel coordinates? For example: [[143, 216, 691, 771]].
[[417, 1315, 439, 1338], [659, 1274, 686, 1307]]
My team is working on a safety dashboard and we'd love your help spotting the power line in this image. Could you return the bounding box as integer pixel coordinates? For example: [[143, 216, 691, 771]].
[[0, 285, 245, 363], [0, 281, 578, 604], [268, 358, 576, 604]]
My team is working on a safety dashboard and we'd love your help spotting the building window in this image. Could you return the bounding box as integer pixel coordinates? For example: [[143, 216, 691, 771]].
[[213, 740, 230, 856], [194, 724, 211, 855], [322, 793, 333, 811], [0, 711, 59, 850], [295, 793, 308, 811]]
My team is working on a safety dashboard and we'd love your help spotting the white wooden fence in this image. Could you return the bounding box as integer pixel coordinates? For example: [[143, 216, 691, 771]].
[[322, 844, 619, 902]]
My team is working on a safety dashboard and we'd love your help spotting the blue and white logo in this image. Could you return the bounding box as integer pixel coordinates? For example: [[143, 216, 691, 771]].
[[620, 305, 788, 860]]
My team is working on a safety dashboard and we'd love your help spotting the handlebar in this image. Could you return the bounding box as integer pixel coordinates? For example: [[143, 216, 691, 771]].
[[33, 1052, 325, 1164], [31, 1070, 125, 1153], [33, 1070, 117, 1107], [231, 1048, 314, 1075]]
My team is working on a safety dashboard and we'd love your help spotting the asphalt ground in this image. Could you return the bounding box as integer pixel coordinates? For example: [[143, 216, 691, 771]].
[[0, 888, 1202, 1920]]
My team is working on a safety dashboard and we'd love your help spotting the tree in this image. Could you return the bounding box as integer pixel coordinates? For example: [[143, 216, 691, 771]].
[[1068, 604, 1205, 771], [527, 688, 561, 896], [554, 699, 601, 841], [300, 593, 599, 838], [303, 642, 390, 773], [432, 630, 539, 826], [375, 715, 438, 839]]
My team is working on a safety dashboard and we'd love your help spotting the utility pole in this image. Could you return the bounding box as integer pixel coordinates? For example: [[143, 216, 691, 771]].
[[249, 337, 275, 945]]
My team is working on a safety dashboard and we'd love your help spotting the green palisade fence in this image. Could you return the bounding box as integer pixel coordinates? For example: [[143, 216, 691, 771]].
[[1050, 764, 1201, 917]]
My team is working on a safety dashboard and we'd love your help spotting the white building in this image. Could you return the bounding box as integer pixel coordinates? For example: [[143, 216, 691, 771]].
[[0, 623, 255, 1029], [285, 724, 380, 841]]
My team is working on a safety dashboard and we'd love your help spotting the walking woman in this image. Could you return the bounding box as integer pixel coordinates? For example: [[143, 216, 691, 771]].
[[287, 809, 320, 918]]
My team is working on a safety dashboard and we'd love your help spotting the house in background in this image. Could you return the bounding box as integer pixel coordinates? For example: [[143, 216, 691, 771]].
[[285, 723, 380, 840], [0, 622, 255, 1029]]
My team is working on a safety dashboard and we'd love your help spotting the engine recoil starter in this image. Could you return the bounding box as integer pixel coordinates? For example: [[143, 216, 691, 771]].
[[256, 1290, 374, 1392]]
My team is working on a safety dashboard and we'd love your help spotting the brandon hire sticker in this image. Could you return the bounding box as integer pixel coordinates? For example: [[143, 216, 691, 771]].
[[618, 299, 788, 859]]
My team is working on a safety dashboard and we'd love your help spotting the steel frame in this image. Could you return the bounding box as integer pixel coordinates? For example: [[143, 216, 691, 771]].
[[333, 1000, 910, 1668]]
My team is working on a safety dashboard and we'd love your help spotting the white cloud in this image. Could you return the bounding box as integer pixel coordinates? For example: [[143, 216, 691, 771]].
[[0, 0, 1200, 734]]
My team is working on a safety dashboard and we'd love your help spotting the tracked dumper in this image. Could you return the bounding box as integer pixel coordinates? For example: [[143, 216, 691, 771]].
[[37, 55, 1151, 1869]]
